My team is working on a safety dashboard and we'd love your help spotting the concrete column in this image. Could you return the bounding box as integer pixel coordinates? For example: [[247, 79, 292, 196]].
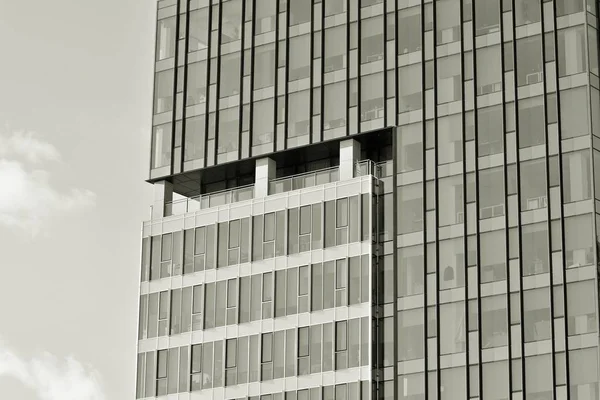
[[152, 180, 173, 219], [339, 139, 361, 180], [255, 157, 276, 198]]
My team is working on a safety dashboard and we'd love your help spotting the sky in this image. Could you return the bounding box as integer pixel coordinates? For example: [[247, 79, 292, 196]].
[[0, 0, 155, 398]]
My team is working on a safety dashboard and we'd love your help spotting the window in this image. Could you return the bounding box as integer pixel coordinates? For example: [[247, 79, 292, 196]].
[[437, 115, 462, 165], [518, 96, 545, 148], [398, 246, 424, 297], [437, 0, 461, 44], [151, 124, 172, 169], [217, 107, 239, 154], [440, 238, 465, 290], [522, 223, 549, 275], [335, 321, 347, 370], [156, 350, 168, 395], [482, 362, 509, 400], [479, 167, 504, 219], [516, 36, 543, 86], [563, 150, 592, 202], [189, 8, 209, 52], [398, 7, 421, 54], [361, 73, 384, 122], [481, 295, 508, 348], [558, 26, 587, 76], [526, 355, 553, 399], [397, 184, 423, 234], [475, 0, 500, 35], [298, 327, 310, 375], [226, 339, 237, 386], [288, 90, 310, 138], [569, 348, 600, 398], [556, 0, 585, 16], [437, 55, 462, 103], [254, 44, 276, 89], [186, 61, 207, 105], [158, 291, 170, 336], [290, 0, 311, 25], [220, 53, 241, 97], [480, 230, 506, 282], [221, 0, 242, 43], [397, 308, 424, 360], [520, 159, 547, 211], [169, 289, 182, 335], [252, 98, 275, 146], [515, 0, 541, 25], [565, 214, 594, 268], [438, 175, 463, 226], [476, 45, 502, 95], [289, 35, 310, 81], [184, 115, 206, 162], [324, 26, 346, 72], [477, 105, 503, 156], [361, 17, 384, 64], [560, 86, 589, 138], [440, 302, 466, 354], [255, 0, 276, 34], [252, 211, 286, 261], [567, 280, 597, 335], [440, 368, 466, 399], [397, 123, 423, 172], [323, 82, 346, 131], [156, 17, 176, 60], [324, 0, 346, 16], [524, 288, 551, 342], [399, 373, 425, 400], [399, 63, 422, 112], [154, 70, 174, 114]]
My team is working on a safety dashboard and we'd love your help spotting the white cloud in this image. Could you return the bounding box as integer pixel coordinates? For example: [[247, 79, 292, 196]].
[[0, 341, 105, 400], [0, 130, 95, 234]]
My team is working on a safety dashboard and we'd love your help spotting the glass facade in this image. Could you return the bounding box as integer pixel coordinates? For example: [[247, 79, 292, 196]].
[[140, 0, 600, 398]]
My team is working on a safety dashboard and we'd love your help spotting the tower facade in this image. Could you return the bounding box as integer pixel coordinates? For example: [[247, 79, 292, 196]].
[[136, 0, 600, 398]]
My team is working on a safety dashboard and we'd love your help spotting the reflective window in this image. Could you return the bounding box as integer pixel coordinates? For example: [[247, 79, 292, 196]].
[[221, 0, 242, 44], [186, 61, 207, 106], [440, 368, 466, 399], [154, 69, 174, 114], [524, 288, 551, 342], [399, 63, 422, 112], [397, 308, 424, 360], [522, 223, 549, 275], [515, 0, 541, 25], [563, 150, 592, 202], [437, 55, 462, 103], [516, 36, 543, 86], [217, 107, 239, 154], [289, 35, 311, 81], [438, 175, 463, 226], [254, 44, 276, 90], [440, 302, 466, 354], [476, 45, 502, 94], [324, 26, 346, 72], [558, 26, 587, 76], [397, 123, 423, 172], [361, 73, 384, 122], [252, 99, 274, 146], [157, 17, 176, 60], [397, 183, 423, 234], [361, 17, 384, 64], [323, 82, 346, 130], [184, 115, 205, 162], [520, 159, 547, 211], [480, 230, 506, 283], [482, 361, 509, 400], [288, 90, 310, 138], [518, 96, 545, 148], [526, 355, 553, 399], [189, 8, 209, 52], [151, 124, 172, 169], [399, 374, 425, 400], [560, 86, 589, 138], [475, 0, 500, 35], [477, 105, 503, 156], [482, 295, 508, 348], [437, 0, 461, 44], [440, 238, 465, 290], [255, 0, 276, 34], [324, 0, 346, 17], [556, 0, 585, 16], [479, 167, 504, 219], [438, 114, 462, 163], [398, 7, 421, 54], [567, 280, 597, 335], [398, 246, 424, 297], [220, 53, 241, 97], [290, 0, 311, 25], [569, 348, 600, 398]]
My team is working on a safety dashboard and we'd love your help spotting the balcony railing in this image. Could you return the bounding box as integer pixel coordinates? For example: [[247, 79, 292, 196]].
[[164, 184, 254, 216], [269, 166, 340, 195]]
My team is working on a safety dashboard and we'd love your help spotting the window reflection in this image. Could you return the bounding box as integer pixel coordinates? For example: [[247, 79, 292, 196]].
[[324, 0, 346, 17], [567, 280, 598, 335], [436, 0, 461, 44], [289, 0, 311, 25], [186, 62, 207, 106], [556, 0, 585, 16], [482, 295, 508, 348], [438, 114, 462, 163], [526, 355, 553, 399], [480, 230, 506, 283], [439, 238, 465, 290], [397, 123, 423, 172], [217, 107, 239, 154], [184, 115, 205, 162], [569, 348, 599, 399], [520, 159, 547, 211], [255, 0, 276, 34], [560, 87, 589, 138], [323, 82, 346, 130], [437, 55, 462, 103], [398, 7, 421, 54], [477, 105, 503, 156], [151, 124, 172, 169], [361, 73, 384, 122], [515, 0, 541, 25], [156, 17, 176, 60], [440, 368, 466, 399], [361, 17, 384, 64], [221, 0, 242, 44], [324, 27, 346, 72], [154, 69, 174, 114], [479, 167, 504, 219], [189, 8, 209, 52], [516, 36, 543, 86], [252, 98, 274, 146], [398, 246, 424, 297], [563, 150, 592, 202], [288, 91, 310, 138], [476, 45, 502, 94], [558, 26, 587, 77], [254, 44, 276, 89], [440, 302, 466, 354], [475, 0, 500, 35], [399, 64, 422, 112], [399, 373, 425, 400], [524, 288, 551, 342], [522, 223, 549, 275], [518, 96, 545, 148], [397, 309, 424, 360], [438, 175, 463, 226], [482, 361, 509, 400], [397, 184, 423, 234], [289, 35, 311, 81], [220, 53, 241, 97]]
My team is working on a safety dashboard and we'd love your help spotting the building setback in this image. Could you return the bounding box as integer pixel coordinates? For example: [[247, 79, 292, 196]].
[[136, 0, 600, 398]]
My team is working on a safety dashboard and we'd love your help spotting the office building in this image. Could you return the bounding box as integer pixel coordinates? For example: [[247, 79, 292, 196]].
[[136, 0, 600, 398]]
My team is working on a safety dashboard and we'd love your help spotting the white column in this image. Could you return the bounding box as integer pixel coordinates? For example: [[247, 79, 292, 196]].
[[255, 157, 276, 198], [152, 180, 173, 219], [339, 139, 361, 180]]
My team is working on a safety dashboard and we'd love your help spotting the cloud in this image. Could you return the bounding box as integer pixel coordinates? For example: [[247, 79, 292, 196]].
[[0, 130, 95, 234], [0, 340, 105, 400]]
